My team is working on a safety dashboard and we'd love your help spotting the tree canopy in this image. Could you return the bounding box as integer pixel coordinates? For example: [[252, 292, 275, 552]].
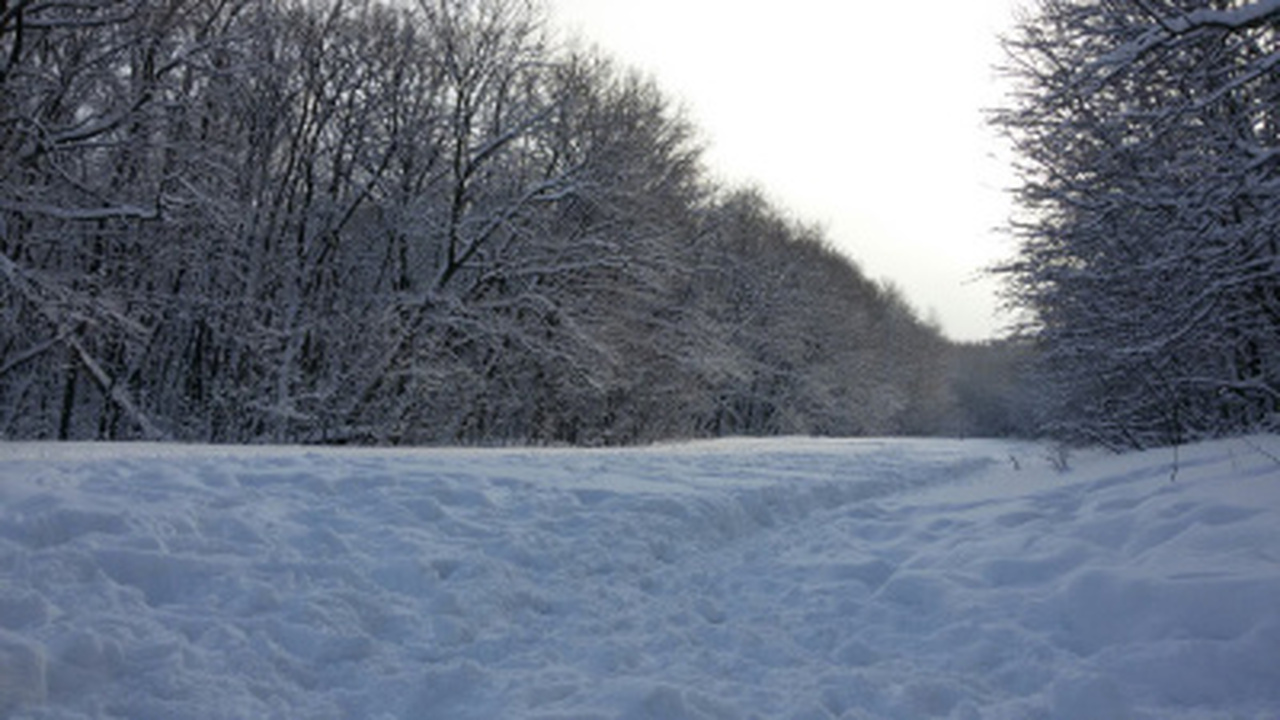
[[1, 0, 958, 444]]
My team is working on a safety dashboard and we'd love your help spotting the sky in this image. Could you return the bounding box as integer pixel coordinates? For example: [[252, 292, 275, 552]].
[[548, 1, 1024, 341]]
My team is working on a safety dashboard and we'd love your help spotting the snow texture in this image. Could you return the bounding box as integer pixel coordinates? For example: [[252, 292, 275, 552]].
[[1, 437, 1279, 719]]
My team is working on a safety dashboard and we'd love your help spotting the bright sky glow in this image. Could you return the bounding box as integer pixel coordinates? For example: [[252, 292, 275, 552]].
[[549, 1, 1023, 341]]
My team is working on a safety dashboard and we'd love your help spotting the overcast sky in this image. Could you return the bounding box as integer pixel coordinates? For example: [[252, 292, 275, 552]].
[[548, 1, 1023, 341]]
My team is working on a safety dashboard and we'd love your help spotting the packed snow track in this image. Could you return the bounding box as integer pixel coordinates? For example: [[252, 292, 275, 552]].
[[1, 437, 1279, 719]]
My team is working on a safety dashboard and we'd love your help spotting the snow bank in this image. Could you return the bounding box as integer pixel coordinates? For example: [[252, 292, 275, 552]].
[[1, 437, 1278, 719]]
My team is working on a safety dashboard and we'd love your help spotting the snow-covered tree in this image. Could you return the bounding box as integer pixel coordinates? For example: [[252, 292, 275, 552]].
[[995, 0, 1280, 447], [689, 190, 952, 438], [0, 0, 258, 439]]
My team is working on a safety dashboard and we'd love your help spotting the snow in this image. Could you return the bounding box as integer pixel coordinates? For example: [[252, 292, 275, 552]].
[[1, 436, 1279, 719]]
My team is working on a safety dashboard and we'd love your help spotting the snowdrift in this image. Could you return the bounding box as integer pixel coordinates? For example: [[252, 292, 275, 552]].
[[1, 437, 1278, 719]]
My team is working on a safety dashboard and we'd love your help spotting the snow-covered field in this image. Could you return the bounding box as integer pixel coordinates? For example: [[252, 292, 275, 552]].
[[1, 437, 1278, 719]]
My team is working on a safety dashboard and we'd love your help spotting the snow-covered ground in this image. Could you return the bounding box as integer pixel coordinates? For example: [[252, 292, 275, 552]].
[[1, 437, 1278, 719]]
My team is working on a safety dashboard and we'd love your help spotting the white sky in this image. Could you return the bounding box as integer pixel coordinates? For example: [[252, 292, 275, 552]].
[[548, 0, 1023, 341]]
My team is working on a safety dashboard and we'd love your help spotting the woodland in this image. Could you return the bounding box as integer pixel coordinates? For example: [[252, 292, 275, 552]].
[[10, 0, 1273, 449], [1, 0, 977, 444]]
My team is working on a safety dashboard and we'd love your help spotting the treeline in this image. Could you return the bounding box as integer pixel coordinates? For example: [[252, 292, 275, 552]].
[[995, 0, 1280, 449], [1, 0, 966, 444]]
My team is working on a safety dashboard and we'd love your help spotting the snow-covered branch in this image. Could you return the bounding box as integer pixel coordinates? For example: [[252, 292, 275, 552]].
[[0, 199, 159, 221]]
